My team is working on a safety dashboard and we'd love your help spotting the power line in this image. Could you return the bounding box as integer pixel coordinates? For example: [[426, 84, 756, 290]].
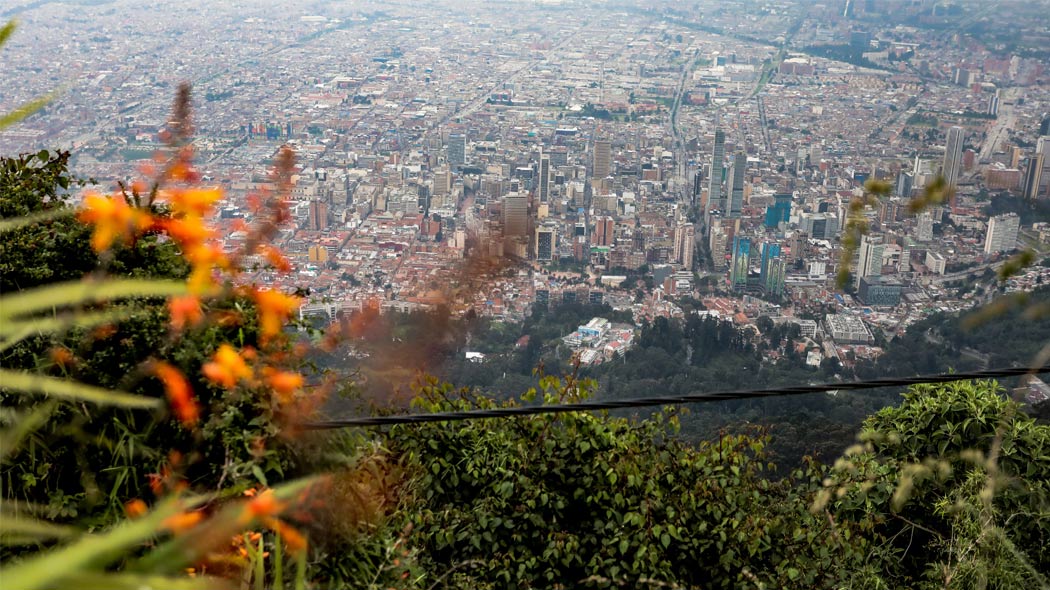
[[305, 365, 1050, 429]]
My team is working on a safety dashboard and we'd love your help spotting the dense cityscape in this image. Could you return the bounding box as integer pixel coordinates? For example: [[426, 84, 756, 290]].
[[2, 0, 1049, 374], [4, 1, 1050, 588]]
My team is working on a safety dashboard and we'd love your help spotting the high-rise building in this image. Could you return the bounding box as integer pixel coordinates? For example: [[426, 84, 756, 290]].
[[447, 133, 466, 168], [987, 90, 1001, 116], [307, 199, 328, 231], [592, 140, 611, 179], [692, 170, 703, 205], [984, 213, 1020, 254], [433, 167, 452, 196], [538, 152, 551, 202], [855, 234, 884, 289], [673, 223, 695, 270], [708, 129, 725, 213], [726, 151, 746, 219], [1041, 114, 1050, 137], [503, 192, 528, 238], [594, 216, 615, 247], [764, 192, 792, 228], [709, 217, 729, 269], [1023, 154, 1044, 201], [1038, 137, 1050, 197], [730, 236, 751, 292], [789, 231, 808, 263], [943, 126, 964, 190], [759, 243, 785, 296], [534, 224, 557, 261]]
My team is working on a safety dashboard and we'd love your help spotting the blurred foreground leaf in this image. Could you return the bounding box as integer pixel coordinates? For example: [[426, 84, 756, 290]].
[[0, 370, 161, 409], [0, 279, 187, 321]]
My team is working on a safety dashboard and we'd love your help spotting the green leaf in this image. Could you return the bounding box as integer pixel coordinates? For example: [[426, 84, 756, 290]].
[[0, 21, 15, 48], [0, 279, 188, 321], [251, 465, 268, 487], [787, 567, 800, 580], [0, 370, 161, 409]]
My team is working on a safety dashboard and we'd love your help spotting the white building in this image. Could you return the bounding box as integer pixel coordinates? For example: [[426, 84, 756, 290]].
[[984, 213, 1020, 254]]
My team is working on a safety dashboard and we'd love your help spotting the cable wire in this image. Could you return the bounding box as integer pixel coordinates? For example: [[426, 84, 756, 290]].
[[304, 365, 1050, 429]]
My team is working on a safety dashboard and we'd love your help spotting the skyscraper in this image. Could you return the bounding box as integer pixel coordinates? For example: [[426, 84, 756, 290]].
[[538, 152, 551, 203], [534, 224, 556, 261], [673, 223, 695, 270], [942, 126, 964, 188], [307, 199, 328, 231], [764, 192, 792, 228], [708, 129, 725, 212], [503, 192, 528, 238], [760, 243, 785, 297], [855, 234, 884, 289], [730, 236, 751, 292], [447, 133, 466, 168], [1023, 154, 1044, 201], [592, 140, 611, 179], [726, 151, 746, 219], [984, 213, 1019, 254]]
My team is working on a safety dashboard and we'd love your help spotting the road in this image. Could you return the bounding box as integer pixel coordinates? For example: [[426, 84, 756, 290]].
[[978, 87, 1019, 162]]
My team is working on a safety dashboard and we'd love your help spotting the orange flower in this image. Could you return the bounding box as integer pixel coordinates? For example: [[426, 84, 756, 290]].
[[49, 346, 75, 368], [124, 499, 148, 518], [239, 489, 286, 524], [202, 344, 253, 388], [78, 192, 152, 252], [263, 367, 304, 404], [161, 215, 214, 248], [253, 289, 300, 341], [162, 510, 204, 533], [154, 362, 198, 427], [168, 295, 204, 331], [264, 516, 308, 554], [169, 187, 222, 217], [258, 244, 293, 273]]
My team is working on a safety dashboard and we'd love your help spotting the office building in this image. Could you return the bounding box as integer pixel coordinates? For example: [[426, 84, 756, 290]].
[[307, 199, 328, 231], [988, 90, 1000, 116], [673, 223, 695, 270], [943, 126, 964, 189], [592, 140, 611, 179], [799, 212, 839, 240], [447, 133, 466, 168], [764, 192, 791, 228], [708, 129, 725, 212], [594, 216, 615, 247], [534, 224, 557, 262], [1023, 154, 1044, 201], [538, 152, 551, 202], [858, 277, 903, 307], [896, 171, 914, 198], [855, 234, 884, 289], [730, 236, 751, 292], [726, 151, 746, 218], [503, 192, 528, 238], [759, 242, 785, 297], [984, 213, 1019, 254]]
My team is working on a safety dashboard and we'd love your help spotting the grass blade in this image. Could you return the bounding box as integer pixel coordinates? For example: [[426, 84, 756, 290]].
[[0, 208, 74, 234], [0, 370, 161, 409], [0, 499, 178, 590], [0, 93, 54, 131], [0, 279, 187, 321]]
